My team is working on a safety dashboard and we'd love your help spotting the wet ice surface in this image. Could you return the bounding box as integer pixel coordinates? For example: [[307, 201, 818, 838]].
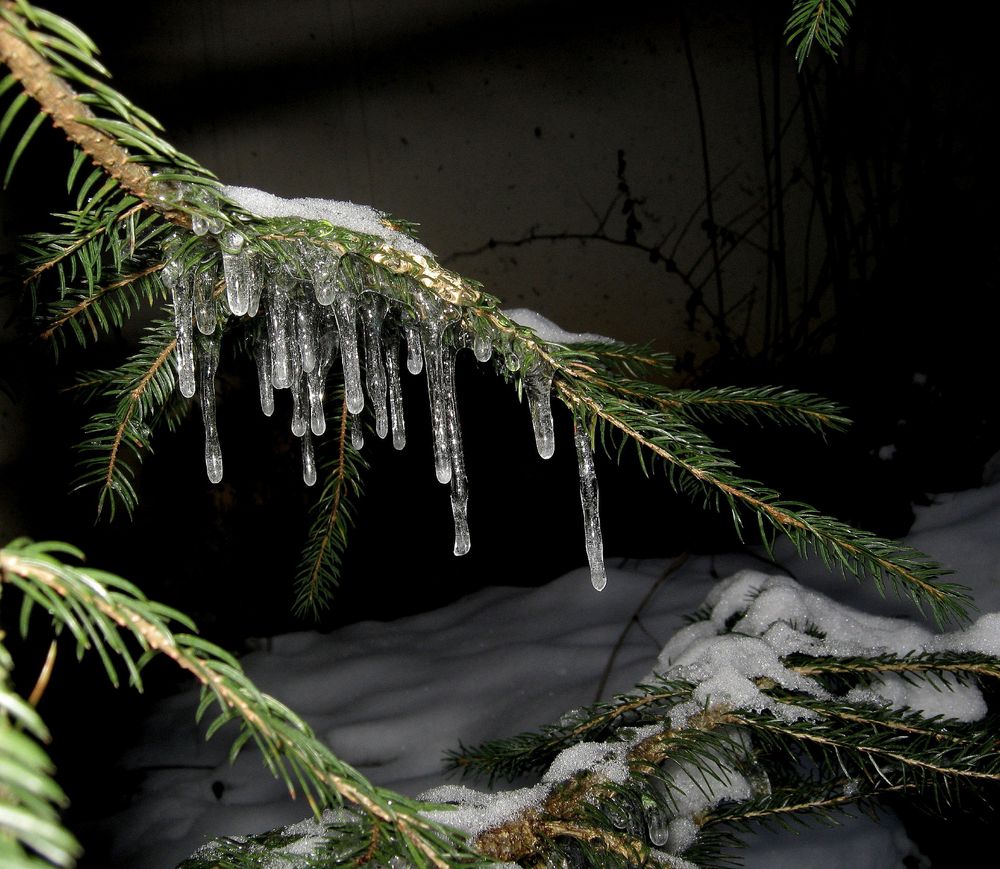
[[95, 482, 1000, 867]]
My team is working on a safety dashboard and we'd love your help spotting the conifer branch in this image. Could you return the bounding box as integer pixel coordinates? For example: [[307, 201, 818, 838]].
[[39, 261, 164, 343], [294, 393, 368, 618], [72, 321, 181, 519], [0, 540, 481, 869]]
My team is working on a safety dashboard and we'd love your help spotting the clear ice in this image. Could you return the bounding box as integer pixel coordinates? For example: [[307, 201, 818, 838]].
[[167, 219, 615, 589], [199, 332, 223, 483], [525, 366, 555, 460], [574, 423, 607, 591], [166, 263, 196, 398]]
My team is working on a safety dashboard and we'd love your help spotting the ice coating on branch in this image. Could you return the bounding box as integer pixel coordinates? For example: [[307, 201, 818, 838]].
[[165, 262, 196, 398], [574, 424, 606, 591], [198, 332, 223, 483], [221, 185, 433, 258], [525, 366, 555, 460]]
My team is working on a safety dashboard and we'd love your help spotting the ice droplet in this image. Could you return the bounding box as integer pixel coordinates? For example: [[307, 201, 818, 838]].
[[385, 325, 406, 450], [473, 332, 492, 362], [443, 348, 469, 555], [525, 366, 555, 459], [574, 422, 606, 591], [644, 802, 669, 847], [405, 325, 423, 374], [199, 332, 223, 483], [301, 429, 317, 486], [168, 267, 196, 398], [191, 213, 209, 236]]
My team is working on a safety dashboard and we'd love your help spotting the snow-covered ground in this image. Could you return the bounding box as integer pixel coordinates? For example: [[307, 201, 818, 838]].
[[99, 481, 1000, 868]]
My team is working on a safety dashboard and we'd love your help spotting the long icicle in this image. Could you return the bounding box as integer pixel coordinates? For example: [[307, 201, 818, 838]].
[[422, 322, 452, 484], [199, 331, 223, 483], [574, 419, 606, 591], [359, 294, 389, 439], [385, 320, 406, 450], [443, 346, 469, 555], [166, 263, 196, 398]]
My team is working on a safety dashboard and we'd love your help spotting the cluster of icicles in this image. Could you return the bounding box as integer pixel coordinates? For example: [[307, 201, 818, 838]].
[[161, 231, 608, 590]]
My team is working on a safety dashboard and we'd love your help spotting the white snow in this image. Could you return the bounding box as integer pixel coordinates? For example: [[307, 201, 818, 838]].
[[221, 185, 432, 258], [94, 481, 1000, 868], [501, 307, 612, 345]]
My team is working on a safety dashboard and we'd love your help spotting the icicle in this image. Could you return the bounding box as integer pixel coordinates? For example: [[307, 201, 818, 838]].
[[506, 345, 521, 371], [193, 267, 217, 335], [289, 322, 307, 437], [301, 429, 317, 486], [359, 294, 388, 439], [443, 348, 470, 555], [422, 323, 452, 484], [574, 422, 607, 591], [307, 246, 339, 306], [307, 313, 339, 436], [384, 325, 406, 450], [221, 231, 252, 316], [333, 287, 364, 415], [473, 332, 492, 362], [199, 332, 223, 483], [296, 297, 319, 374], [167, 264, 196, 398], [405, 325, 423, 374], [350, 413, 364, 450], [266, 275, 294, 389], [525, 365, 556, 460], [255, 330, 274, 417]]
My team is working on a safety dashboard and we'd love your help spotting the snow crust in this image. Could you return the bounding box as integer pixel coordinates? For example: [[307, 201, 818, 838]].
[[221, 185, 432, 257], [97, 482, 1000, 868], [501, 307, 612, 345], [649, 570, 992, 727]]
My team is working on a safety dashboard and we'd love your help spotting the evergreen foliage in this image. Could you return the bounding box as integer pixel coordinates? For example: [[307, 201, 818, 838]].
[[0, 2, 996, 868]]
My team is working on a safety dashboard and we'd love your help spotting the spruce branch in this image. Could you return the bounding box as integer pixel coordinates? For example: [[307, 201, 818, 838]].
[[71, 319, 180, 520], [293, 391, 368, 618], [0, 540, 484, 869], [785, 0, 856, 68], [0, 635, 81, 868]]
